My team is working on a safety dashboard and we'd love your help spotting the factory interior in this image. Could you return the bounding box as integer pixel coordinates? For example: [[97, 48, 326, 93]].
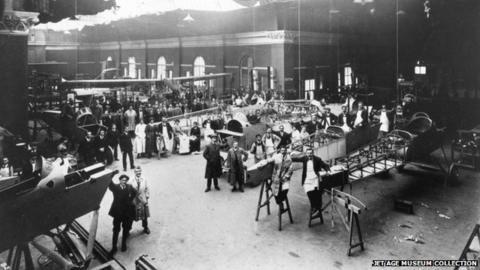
[[0, 0, 480, 269]]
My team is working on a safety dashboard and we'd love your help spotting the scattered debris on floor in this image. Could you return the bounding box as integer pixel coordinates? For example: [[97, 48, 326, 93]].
[[438, 213, 451, 219], [405, 234, 425, 244], [419, 202, 430, 209]]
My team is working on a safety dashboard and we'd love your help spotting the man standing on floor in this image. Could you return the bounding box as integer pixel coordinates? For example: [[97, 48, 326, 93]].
[[226, 140, 249, 192], [275, 125, 291, 149], [291, 148, 330, 216], [120, 127, 135, 171], [132, 166, 150, 234], [203, 135, 222, 192], [108, 174, 137, 255], [107, 124, 120, 161]]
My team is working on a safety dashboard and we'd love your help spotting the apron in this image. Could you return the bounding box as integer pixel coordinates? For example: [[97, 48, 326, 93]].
[[380, 111, 390, 132], [354, 110, 363, 127], [264, 137, 275, 155]]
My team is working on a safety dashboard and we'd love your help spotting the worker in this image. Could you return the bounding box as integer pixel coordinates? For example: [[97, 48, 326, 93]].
[[108, 174, 137, 254], [353, 101, 369, 128], [320, 107, 338, 129], [250, 134, 266, 163], [131, 166, 150, 234], [291, 148, 330, 217], [145, 118, 158, 158], [262, 128, 280, 158], [94, 129, 109, 163], [135, 119, 147, 158], [107, 124, 120, 161], [257, 145, 293, 209], [203, 135, 222, 192], [124, 105, 137, 138], [275, 125, 292, 149], [226, 140, 249, 192], [0, 157, 13, 178], [338, 105, 352, 132], [120, 127, 135, 171], [78, 131, 96, 166], [190, 121, 201, 153]]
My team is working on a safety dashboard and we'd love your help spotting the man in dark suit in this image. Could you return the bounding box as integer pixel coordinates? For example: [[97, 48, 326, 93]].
[[78, 131, 96, 167], [307, 116, 321, 135], [107, 124, 120, 161], [291, 148, 330, 214], [157, 119, 173, 143], [119, 128, 135, 171], [353, 101, 369, 128], [320, 107, 338, 128], [337, 105, 351, 128], [109, 174, 137, 254], [275, 125, 291, 149], [203, 135, 222, 192], [94, 129, 109, 164], [226, 140, 249, 192]]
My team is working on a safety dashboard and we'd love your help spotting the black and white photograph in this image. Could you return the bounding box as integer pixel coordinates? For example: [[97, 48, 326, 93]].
[[0, 0, 479, 269]]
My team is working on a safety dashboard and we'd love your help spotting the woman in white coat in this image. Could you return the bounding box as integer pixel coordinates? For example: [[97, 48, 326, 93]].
[[135, 119, 147, 158]]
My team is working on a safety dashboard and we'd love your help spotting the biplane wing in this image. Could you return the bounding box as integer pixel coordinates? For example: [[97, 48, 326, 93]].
[[60, 73, 231, 89]]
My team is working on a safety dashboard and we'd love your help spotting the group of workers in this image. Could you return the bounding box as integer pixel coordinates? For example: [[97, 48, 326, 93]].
[[55, 93, 409, 257]]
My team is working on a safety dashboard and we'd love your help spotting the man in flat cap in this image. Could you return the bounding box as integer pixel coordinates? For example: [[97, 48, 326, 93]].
[[203, 135, 222, 192], [108, 174, 137, 255]]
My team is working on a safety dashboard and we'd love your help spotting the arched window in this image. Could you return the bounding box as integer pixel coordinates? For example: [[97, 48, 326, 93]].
[[157, 56, 167, 79], [193, 56, 206, 86], [128, 57, 136, 78]]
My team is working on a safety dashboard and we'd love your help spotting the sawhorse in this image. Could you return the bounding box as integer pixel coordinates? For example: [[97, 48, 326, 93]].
[[330, 189, 366, 256], [455, 223, 480, 270]]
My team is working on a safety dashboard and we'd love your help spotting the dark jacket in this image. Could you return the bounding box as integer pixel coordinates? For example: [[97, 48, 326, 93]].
[[107, 129, 120, 146], [94, 135, 109, 150], [353, 109, 369, 127], [78, 137, 96, 160], [306, 120, 321, 135], [226, 147, 249, 173], [275, 131, 292, 148], [119, 133, 133, 152], [291, 154, 330, 185], [158, 123, 173, 140], [203, 143, 223, 178], [108, 182, 137, 219], [190, 126, 201, 138]]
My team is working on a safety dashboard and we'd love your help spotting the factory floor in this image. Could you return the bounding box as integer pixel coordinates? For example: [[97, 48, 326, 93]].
[[75, 146, 480, 270]]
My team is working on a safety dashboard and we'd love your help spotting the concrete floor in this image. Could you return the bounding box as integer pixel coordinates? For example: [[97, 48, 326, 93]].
[[76, 147, 480, 270]]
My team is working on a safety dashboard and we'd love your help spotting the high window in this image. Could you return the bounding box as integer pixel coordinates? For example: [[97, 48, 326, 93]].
[[193, 56, 206, 86], [304, 79, 315, 100], [128, 57, 136, 78], [157, 56, 167, 79], [344, 66, 353, 86]]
